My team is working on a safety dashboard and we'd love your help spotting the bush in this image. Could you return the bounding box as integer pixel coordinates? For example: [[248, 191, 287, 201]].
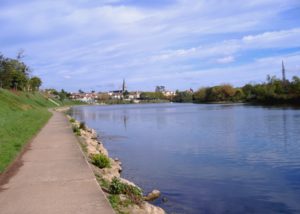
[[79, 121, 86, 130], [108, 194, 121, 209], [109, 177, 125, 194], [109, 177, 143, 205], [69, 118, 75, 123], [91, 154, 111, 168], [72, 125, 81, 136]]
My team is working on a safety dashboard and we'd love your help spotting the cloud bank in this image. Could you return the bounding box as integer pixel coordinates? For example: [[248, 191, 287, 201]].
[[0, 0, 300, 91]]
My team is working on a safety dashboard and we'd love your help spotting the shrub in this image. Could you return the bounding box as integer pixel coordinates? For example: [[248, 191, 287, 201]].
[[123, 183, 143, 205], [79, 121, 86, 130], [69, 118, 75, 123], [91, 154, 111, 168], [72, 125, 81, 136], [108, 195, 121, 209], [109, 177, 125, 194], [109, 177, 143, 205]]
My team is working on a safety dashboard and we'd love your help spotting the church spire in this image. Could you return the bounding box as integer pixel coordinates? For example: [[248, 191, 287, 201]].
[[122, 79, 126, 92], [282, 60, 286, 82]]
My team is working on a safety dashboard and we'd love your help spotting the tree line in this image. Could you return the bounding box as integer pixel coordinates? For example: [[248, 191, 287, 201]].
[[176, 75, 300, 105], [138, 75, 300, 105], [0, 52, 42, 91]]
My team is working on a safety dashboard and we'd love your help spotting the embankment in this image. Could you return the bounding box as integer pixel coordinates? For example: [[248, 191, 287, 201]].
[[67, 113, 166, 214], [0, 89, 58, 173]]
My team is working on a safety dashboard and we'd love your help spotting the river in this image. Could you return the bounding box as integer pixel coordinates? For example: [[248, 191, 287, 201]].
[[70, 103, 300, 214]]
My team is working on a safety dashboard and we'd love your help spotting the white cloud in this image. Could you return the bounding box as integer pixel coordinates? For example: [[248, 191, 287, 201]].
[[0, 0, 300, 91], [217, 56, 235, 64]]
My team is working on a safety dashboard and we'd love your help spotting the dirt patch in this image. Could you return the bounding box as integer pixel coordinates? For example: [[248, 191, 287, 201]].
[[0, 140, 32, 188]]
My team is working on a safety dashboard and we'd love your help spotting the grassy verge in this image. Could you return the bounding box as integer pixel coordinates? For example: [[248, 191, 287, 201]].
[[0, 89, 57, 173]]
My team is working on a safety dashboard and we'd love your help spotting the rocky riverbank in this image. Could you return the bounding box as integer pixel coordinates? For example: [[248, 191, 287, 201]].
[[65, 112, 165, 214]]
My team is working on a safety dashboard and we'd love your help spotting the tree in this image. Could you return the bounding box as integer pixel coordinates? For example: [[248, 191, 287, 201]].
[[29, 77, 42, 91], [140, 92, 165, 100], [173, 91, 193, 103], [59, 89, 67, 101], [0, 53, 32, 91], [193, 87, 207, 102], [10, 70, 28, 90]]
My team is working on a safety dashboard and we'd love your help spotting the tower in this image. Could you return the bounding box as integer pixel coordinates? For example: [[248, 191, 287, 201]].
[[282, 60, 286, 82], [122, 79, 126, 92]]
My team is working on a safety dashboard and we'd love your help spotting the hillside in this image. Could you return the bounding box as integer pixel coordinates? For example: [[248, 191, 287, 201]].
[[0, 89, 57, 173]]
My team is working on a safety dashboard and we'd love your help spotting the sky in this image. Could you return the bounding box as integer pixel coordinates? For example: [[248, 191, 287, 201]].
[[0, 0, 300, 92]]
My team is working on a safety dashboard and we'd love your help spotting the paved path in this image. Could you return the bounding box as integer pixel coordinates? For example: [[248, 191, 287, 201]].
[[0, 111, 115, 214]]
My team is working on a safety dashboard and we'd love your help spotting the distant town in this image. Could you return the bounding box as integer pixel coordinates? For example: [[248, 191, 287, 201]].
[[52, 79, 188, 104]]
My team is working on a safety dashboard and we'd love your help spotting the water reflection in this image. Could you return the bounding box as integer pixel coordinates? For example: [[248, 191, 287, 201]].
[[70, 103, 300, 214]]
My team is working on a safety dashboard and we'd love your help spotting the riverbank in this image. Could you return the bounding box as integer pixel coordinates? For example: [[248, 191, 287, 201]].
[[66, 109, 165, 214], [0, 89, 56, 173], [0, 89, 86, 173]]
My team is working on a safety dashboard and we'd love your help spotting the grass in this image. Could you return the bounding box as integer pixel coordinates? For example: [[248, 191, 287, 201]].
[[108, 194, 131, 214], [0, 89, 59, 173], [91, 153, 111, 168], [95, 174, 110, 190]]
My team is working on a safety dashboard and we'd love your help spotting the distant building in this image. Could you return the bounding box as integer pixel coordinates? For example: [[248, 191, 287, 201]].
[[128, 91, 141, 100], [162, 91, 176, 97], [108, 90, 123, 99], [70, 92, 98, 103], [185, 88, 194, 93], [282, 60, 287, 82], [122, 79, 126, 92], [155, 86, 166, 92]]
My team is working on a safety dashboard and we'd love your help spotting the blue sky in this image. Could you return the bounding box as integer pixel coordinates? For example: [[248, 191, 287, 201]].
[[1, 0, 300, 92]]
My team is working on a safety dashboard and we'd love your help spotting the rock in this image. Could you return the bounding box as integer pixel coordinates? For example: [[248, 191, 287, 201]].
[[126, 202, 166, 214], [120, 178, 138, 188], [161, 197, 168, 203], [69, 119, 166, 214], [144, 190, 161, 201], [91, 129, 98, 139], [87, 145, 99, 154]]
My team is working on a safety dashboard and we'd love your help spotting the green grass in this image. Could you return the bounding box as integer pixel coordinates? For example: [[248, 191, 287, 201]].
[[0, 89, 58, 173], [108, 195, 131, 214], [91, 154, 111, 169]]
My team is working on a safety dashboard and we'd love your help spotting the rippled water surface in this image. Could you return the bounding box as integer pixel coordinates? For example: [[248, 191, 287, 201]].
[[70, 103, 300, 214]]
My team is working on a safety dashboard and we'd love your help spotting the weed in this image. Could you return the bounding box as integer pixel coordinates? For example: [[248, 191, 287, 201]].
[[109, 177, 143, 205], [109, 177, 125, 194], [108, 194, 121, 209], [108, 195, 130, 214], [95, 174, 110, 190], [72, 125, 81, 136], [79, 121, 86, 130], [91, 154, 111, 168]]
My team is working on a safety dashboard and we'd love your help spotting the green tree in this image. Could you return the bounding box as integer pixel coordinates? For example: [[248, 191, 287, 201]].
[[173, 91, 193, 103], [0, 53, 31, 90], [140, 92, 165, 100], [193, 87, 207, 103], [29, 77, 42, 91]]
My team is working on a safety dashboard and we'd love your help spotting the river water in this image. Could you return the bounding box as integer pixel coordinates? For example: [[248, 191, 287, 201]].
[[70, 103, 300, 214]]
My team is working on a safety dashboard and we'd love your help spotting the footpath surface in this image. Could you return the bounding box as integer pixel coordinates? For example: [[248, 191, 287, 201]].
[[0, 111, 115, 214]]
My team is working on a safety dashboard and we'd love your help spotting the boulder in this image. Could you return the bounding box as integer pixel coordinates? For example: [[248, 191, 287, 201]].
[[126, 202, 166, 214], [144, 190, 161, 201]]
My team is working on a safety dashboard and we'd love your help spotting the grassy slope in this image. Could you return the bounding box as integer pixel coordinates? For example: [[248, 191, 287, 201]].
[[0, 89, 57, 173]]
